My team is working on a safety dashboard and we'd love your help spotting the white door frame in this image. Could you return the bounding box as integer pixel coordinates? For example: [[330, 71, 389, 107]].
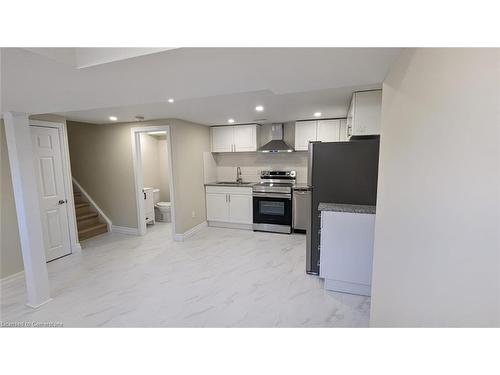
[[131, 125, 176, 238], [30, 120, 81, 254]]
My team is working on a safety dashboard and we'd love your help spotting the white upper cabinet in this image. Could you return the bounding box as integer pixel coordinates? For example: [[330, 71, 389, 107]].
[[294, 120, 317, 151], [317, 119, 340, 142], [233, 125, 257, 152], [295, 119, 344, 150], [210, 124, 259, 152], [211, 126, 234, 153], [347, 90, 382, 137]]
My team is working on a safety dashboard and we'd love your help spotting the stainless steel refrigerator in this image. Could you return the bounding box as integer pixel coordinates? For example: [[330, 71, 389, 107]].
[[306, 139, 380, 275]]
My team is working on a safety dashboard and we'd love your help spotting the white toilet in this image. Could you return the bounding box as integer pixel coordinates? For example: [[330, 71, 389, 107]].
[[153, 189, 171, 222]]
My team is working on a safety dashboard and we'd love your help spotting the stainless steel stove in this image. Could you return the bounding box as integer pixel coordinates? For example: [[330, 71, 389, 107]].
[[252, 170, 296, 234]]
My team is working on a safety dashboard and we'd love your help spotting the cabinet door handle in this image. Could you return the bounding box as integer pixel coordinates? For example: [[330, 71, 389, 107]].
[[144, 192, 146, 200]]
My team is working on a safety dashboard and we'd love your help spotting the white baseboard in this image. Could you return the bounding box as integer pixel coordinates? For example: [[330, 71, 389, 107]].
[[72, 178, 112, 228], [207, 221, 253, 230], [26, 298, 53, 309], [111, 225, 141, 236], [173, 221, 207, 241], [72, 243, 82, 253], [0, 270, 25, 284]]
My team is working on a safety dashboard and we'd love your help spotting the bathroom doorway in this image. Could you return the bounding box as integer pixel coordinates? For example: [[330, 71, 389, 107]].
[[131, 125, 176, 238]]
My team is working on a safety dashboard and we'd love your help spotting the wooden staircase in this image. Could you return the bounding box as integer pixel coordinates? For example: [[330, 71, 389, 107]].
[[74, 191, 108, 241]]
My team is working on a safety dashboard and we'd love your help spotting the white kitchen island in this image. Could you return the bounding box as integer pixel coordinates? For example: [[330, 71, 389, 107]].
[[318, 203, 376, 296]]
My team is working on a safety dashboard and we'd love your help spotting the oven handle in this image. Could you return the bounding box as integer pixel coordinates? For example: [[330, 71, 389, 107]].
[[252, 193, 291, 200]]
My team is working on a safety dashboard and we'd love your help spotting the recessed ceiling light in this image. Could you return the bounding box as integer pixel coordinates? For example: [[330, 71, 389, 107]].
[[228, 118, 235, 124], [313, 112, 322, 118], [109, 116, 117, 121], [168, 98, 174, 103], [255, 105, 264, 112]]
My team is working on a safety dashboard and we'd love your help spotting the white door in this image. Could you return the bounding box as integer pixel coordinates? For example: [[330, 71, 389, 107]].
[[317, 119, 340, 142], [211, 126, 234, 152], [233, 125, 256, 152], [206, 193, 229, 221], [30, 126, 71, 261], [294, 121, 317, 151], [228, 194, 253, 224]]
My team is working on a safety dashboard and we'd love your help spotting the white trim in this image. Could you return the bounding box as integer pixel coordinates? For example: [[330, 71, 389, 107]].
[[130, 125, 176, 239], [0, 270, 25, 284], [173, 221, 207, 241], [29, 120, 81, 254], [72, 177, 112, 228], [110, 225, 141, 236]]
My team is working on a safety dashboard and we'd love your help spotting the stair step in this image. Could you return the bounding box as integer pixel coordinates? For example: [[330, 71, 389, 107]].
[[75, 202, 91, 216], [74, 196, 86, 204], [77, 216, 100, 230], [73, 191, 82, 197], [77, 212, 98, 221], [78, 223, 108, 241]]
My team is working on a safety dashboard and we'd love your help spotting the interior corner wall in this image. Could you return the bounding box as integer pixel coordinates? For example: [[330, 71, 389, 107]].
[[66, 119, 209, 233], [0, 119, 24, 279], [370, 48, 500, 327]]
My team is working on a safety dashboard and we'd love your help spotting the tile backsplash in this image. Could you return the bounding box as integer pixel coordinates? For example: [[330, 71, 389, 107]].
[[214, 152, 308, 183]]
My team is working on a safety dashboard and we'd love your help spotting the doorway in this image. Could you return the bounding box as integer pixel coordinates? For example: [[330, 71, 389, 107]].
[[30, 121, 79, 261], [131, 125, 176, 238]]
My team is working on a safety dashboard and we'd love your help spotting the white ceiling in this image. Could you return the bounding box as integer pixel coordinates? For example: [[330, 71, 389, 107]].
[[1, 48, 402, 125]]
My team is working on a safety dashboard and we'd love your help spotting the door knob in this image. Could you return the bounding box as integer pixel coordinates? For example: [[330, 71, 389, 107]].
[[58, 199, 67, 205]]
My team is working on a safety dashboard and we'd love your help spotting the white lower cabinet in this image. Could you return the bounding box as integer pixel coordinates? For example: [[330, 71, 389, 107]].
[[319, 210, 375, 296], [206, 193, 229, 222], [206, 186, 253, 228], [228, 194, 253, 224]]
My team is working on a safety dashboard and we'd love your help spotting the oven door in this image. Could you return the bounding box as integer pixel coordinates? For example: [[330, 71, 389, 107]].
[[253, 193, 292, 230]]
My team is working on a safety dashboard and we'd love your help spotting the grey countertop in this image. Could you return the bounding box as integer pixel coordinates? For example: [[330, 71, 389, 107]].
[[293, 183, 311, 190], [205, 182, 256, 187], [318, 202, 376, 214]]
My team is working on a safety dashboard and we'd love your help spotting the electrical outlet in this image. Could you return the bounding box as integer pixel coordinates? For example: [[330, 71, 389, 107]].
[[191, 211, 196, 218]]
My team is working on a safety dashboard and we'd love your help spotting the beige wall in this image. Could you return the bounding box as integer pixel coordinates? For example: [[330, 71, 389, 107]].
[[0, 119, 24, 279], [140, 133, 161, 190], [158, 139, 170, 202], [67, 119, 209, 233], [370, 49, 500, 327], [139, 134, 170, 202]]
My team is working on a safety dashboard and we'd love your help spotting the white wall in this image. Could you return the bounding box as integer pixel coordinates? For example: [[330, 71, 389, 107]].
[[370, 48, 500, 327]]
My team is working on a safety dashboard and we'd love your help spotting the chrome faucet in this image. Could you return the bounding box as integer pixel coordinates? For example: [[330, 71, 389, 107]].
[[236, 166, 242, 183]]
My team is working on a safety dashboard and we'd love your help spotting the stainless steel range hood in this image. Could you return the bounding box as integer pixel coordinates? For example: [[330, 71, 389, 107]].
[[258, 124, 294, 153]]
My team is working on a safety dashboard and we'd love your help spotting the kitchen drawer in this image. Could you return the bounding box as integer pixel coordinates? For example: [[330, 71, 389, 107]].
[[205, 186, 253, 195]]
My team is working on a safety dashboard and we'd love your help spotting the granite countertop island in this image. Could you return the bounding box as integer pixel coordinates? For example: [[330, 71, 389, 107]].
[[318, 202, 376, 214]]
